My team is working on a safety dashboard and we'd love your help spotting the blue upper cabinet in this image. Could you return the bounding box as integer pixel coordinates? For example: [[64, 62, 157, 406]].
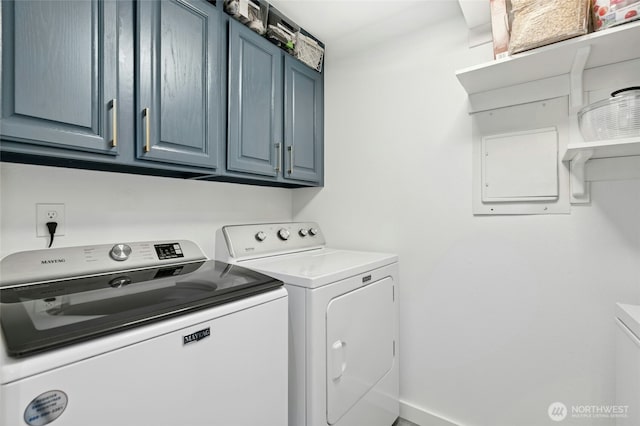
[[137, 0, 223, 170], [227, 20, 283, 177], [0, 0, 119, 155], [284, 55, 323, 183], [227, 20, 323, 185], [1, 1, 322, 186]]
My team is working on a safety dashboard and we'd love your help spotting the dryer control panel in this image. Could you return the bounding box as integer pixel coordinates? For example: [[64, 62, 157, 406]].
[[221, 222, 326, 260]]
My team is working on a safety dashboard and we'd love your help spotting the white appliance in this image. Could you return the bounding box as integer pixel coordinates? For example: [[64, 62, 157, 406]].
[[616, 303, 640, 426], [216, 222, 399, 426], [0, 240, 288, 426]]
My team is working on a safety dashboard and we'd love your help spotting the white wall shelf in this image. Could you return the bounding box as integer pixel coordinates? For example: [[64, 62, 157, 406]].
[[563, 137, 640, 162], [456, 21, 640, 113], [562, 137, 640, 203]]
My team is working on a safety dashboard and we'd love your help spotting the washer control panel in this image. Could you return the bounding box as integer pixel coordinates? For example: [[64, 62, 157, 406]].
[[154, 243, 185, 260], [0, 240, 206, 287], [222, 222, 325, 260]]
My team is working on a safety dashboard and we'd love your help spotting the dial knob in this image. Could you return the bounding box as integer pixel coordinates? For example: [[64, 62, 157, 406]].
[[309, 228, 319, 236], [278, 228, 290, 240], [110, 244, 132, 261], [299, 228, 309, 237], [255, 231, 267, 242]]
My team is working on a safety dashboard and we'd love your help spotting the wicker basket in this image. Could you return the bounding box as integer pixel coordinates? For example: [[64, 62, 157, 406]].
[[295, 32, 324, 72]]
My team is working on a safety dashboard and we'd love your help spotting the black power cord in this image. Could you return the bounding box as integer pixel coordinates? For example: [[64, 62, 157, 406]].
[[46, 222, 58, 248]]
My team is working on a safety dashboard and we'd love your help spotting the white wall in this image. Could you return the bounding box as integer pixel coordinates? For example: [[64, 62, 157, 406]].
[[293, 11, 640, 426], [0, 163, 292, 258]]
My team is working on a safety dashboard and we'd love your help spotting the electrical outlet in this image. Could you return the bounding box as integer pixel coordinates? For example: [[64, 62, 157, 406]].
[[36, 203, 66, 238]]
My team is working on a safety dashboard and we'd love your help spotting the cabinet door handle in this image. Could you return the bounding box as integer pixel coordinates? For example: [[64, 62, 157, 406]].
[[274, 142, 281, 172], [144, 107, 151, 153], [110, 99, 117, 148], [287, 145, 293, 175]]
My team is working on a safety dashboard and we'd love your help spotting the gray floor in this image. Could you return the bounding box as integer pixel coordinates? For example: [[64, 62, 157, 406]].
[[393, 418, 420, 426]]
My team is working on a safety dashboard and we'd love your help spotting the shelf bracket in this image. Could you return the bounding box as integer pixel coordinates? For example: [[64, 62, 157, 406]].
[[569, 45, 591, 114], [569, 149, 594, 204]]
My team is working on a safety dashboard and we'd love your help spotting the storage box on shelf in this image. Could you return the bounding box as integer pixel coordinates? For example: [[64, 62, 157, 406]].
[[295, 30, 324, 72], [224, 0, 269, 34], [508, 0, 591, 55], [266, 6, 325, 72], [593, 0, 640, 31], [264, 5, 297, 52], [223, 1, 325, 73]]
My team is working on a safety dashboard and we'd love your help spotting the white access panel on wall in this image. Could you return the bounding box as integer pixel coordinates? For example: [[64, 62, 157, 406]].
[[472, 97, 571, 215], [482, 127, 559, 202], [326, 277, 395, 425]]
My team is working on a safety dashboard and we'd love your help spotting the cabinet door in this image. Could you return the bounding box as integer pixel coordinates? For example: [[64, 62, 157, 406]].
[[284, 56, 323, 183], [228, 20, 283, 177], [0, 0, 118, 155], [137, 0, 222, 169]]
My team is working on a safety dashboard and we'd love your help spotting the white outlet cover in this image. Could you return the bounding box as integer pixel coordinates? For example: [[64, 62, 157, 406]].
[[36, 204, 66, 237]]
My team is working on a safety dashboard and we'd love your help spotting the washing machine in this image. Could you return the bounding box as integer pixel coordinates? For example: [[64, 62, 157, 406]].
[[1, 240, 288, 426], [616, 303, 640, 426], [216, 222, 399, 426]]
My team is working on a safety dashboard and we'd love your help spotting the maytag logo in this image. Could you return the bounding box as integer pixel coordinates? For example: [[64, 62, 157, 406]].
[[183, 327, 210, 345], [41, 258, 66, 265]]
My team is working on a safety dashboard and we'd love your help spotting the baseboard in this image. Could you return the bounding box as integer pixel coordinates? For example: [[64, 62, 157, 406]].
[[400, 400, 462, 426]]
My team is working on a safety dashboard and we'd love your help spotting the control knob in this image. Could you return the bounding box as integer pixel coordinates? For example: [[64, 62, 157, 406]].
[[278, 228, 291, 240], [255, 231, 267, 242], [110, 244, 132, 261], [299, 228, 309, 237], [309, 228, 319, 236]]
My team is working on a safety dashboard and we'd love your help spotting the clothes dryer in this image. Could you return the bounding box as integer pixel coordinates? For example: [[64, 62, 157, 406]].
[[217, 222, 399, 426]]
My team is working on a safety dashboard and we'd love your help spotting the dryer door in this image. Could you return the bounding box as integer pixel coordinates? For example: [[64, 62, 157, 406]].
[[326, 277, 395, 424]]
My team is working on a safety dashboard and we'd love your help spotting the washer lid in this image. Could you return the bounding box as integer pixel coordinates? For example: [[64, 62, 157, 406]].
[[0, 260, 282, 358], [240, 248, 398, 288]]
